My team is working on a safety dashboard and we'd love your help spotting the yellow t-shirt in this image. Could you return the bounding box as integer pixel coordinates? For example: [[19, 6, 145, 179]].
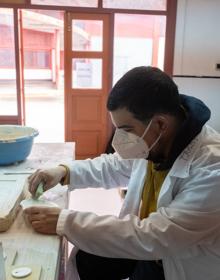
[[140, 161, 169, 219]]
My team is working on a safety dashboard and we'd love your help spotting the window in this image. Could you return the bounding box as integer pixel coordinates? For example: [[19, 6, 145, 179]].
[[24, 50, 51, 68], [103, 0, 166, 11], [0, 8, 17, 115], [31, 0, 98, 7], [113, 14, 166, 84], [0, 49, 15, 67]]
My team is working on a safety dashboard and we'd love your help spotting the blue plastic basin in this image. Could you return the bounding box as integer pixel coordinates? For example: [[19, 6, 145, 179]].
[[0, 125, 39, 165]]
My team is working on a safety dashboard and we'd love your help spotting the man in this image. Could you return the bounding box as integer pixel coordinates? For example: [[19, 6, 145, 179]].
[[25, 66, 220, 280]]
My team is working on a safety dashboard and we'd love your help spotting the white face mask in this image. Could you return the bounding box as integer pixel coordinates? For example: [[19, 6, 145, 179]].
[[112, 120, 161, 159]]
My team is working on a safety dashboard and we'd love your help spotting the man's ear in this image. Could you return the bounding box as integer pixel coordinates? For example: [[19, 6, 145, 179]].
[[153, 115, 169, 133]]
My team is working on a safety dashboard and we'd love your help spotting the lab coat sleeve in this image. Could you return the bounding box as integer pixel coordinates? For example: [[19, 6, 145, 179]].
[[67, 153, 134, 190], [57, 168, 220, 260]]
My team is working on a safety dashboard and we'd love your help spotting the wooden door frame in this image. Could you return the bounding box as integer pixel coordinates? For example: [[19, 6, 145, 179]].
[[164, 0, 178, 75], [64, 12, 112, 157]]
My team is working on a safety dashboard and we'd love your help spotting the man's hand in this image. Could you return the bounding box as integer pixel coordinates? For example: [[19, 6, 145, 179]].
[[24, 206, 62, 235], [27, 166, 67, 196]]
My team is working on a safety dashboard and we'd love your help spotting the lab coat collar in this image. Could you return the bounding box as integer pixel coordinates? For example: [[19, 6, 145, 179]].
[[169, 129, 202, 178], [158, 94, 210, 170]]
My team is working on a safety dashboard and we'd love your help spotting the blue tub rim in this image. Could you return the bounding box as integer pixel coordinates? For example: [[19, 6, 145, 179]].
[[0, 125, 39, 143]]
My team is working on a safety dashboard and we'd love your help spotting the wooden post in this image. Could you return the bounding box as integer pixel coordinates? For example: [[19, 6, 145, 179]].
[[152, 16, 160, 67], [55, 29, 61, 89]]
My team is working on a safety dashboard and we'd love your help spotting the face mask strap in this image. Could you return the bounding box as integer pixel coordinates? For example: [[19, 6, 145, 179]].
[[148, 131, 162, 152], [141, 119, 162, 152], [141, 119, 153, 139]]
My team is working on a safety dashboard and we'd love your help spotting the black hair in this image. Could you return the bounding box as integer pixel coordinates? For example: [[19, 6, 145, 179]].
[[107, 66, 182, 122]]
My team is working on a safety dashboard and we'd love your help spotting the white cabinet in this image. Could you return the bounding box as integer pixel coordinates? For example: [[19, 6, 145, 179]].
[[173, 0, 220, 76]]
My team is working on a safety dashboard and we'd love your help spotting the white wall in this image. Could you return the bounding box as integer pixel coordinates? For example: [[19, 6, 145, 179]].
[[174, 77, 220, 131], [173, 0, 220, 131]]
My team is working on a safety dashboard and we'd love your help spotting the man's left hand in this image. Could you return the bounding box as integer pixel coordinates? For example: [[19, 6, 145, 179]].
[[24, 206, 62, 235]]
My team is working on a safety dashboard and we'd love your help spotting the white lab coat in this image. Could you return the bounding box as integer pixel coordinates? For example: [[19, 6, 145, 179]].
[[57, 125, 220, 280]]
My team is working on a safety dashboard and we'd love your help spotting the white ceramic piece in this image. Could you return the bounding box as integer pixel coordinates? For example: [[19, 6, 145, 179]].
[[11, 267, 32, 278]]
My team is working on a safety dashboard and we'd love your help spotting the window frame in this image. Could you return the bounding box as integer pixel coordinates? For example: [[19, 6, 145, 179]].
[[0, 0, 177, 125]]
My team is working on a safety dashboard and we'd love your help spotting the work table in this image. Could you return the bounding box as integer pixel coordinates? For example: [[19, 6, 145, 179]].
[[0, 142, 75, 280]]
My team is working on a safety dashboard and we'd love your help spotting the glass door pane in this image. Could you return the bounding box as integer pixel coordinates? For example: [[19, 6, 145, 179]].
[[113, 14, 166, 85], [72, 19, 103, 51], [0, 8, 17, 115], [72, 58, 102, 88]]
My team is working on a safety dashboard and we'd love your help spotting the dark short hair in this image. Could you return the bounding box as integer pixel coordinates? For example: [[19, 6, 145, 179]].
[[107, 66, 182, 122]]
